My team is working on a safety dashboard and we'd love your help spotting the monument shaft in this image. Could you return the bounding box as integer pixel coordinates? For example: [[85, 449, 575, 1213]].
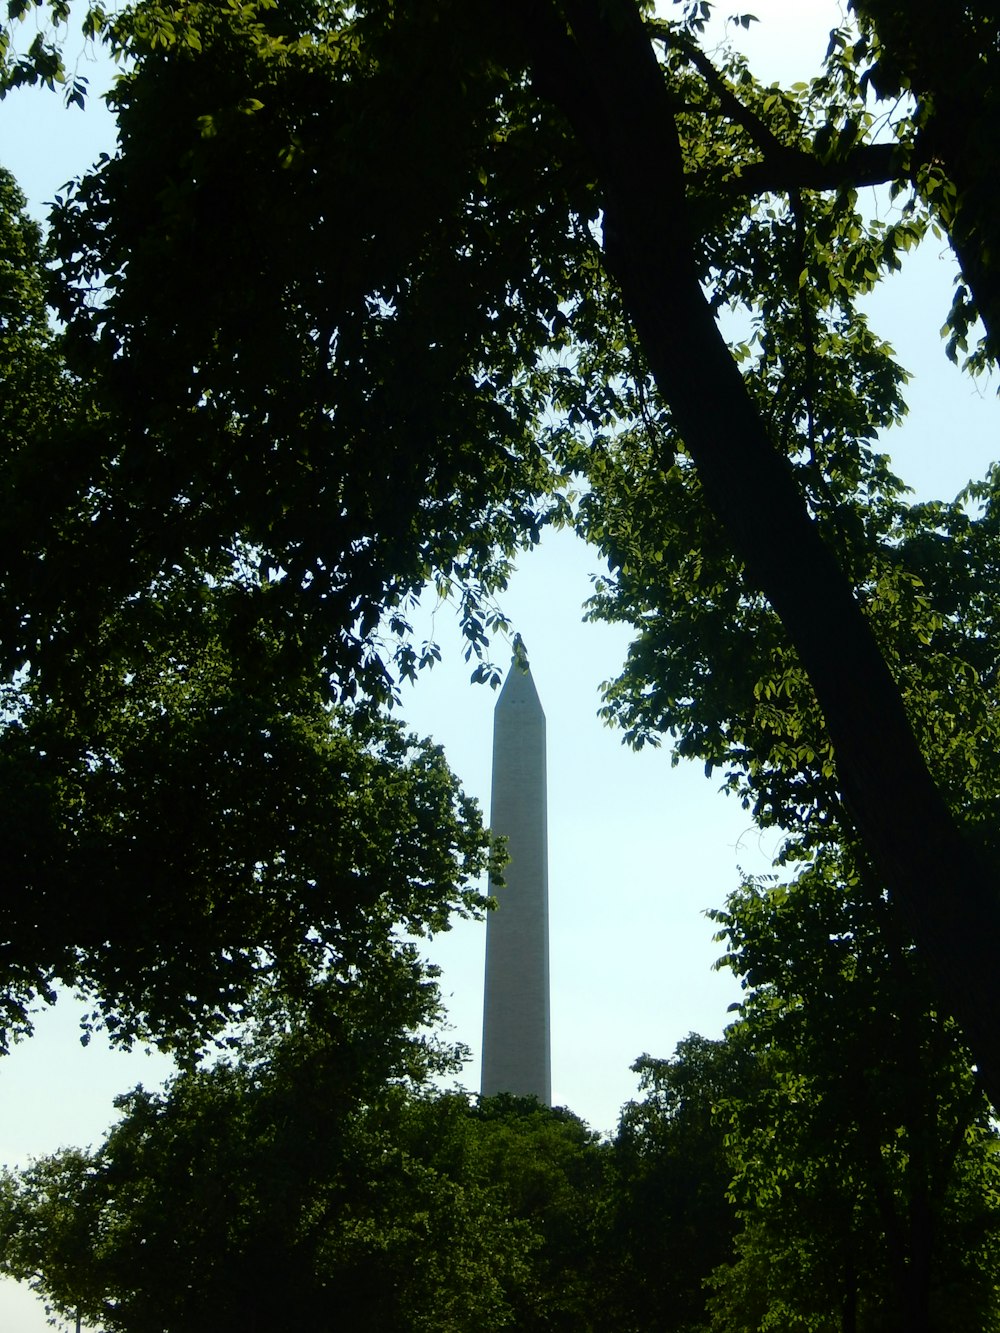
[[481, 656, 551, 1104]]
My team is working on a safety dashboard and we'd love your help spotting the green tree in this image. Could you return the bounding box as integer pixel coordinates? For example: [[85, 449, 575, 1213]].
[[706, 861, 1000, 1333], [3, 0, 1000, 1100], [0, 166, 75, 459], [467, 1094, 611, 1331], [599, 875, 1000, 1333], [0, 664, 495, 1052], [606, 1034, 757, 1333], [0, 154, 504, 1052], [850, 0, 1000, 365], [0, 973, 529, 1333], [0, 1019, 616, 1330], [513, 1, 1000, 1109]]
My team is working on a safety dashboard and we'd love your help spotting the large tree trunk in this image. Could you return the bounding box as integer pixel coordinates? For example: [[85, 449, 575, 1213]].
[[528, 0, 1000, 1106]]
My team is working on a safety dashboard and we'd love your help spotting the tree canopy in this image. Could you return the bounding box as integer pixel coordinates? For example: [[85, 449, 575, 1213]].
[[1, 0, 1000, 1102], [9, 865, 998, 1332], [0, 171, 495, 1041], [8, 5, 1000, 1326], [0, 987, 610, 1332], [709, 861, 1000, 1332]]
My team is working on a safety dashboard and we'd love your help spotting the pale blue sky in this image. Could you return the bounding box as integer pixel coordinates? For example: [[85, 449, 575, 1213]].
[[1, 3, 997, 1328]]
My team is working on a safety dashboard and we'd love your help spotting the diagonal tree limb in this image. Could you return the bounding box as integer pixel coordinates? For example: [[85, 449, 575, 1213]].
[[526, 0, 1000, 1108]]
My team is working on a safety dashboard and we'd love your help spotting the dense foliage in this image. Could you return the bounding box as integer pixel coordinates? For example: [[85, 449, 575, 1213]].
[[2, 3, 1000, 1326], [0, 0, 997, 1093], [709, 863, 1000, 1332], [6, 866, 998, 1332], [850, 0, 1000, 366], [0, 146, 497, 1056], [0, 1010, 609, 1332]]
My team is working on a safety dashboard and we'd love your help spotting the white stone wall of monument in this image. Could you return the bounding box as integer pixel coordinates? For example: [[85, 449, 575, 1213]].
[[480, 647, 551, 1105]]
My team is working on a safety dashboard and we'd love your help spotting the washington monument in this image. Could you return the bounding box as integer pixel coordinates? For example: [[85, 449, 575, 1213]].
[[481, 639, 551, 1104]]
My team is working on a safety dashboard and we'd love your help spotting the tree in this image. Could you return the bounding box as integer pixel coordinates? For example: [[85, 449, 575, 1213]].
[[606, 1034, 755, 1332], [850, 0, 1000, 365], [467, 1094, 611, 1331], [0, 167, 75, 464], [2, 0, 1000, 1100], [0, 972, 531, 1332], [0, 999, 614, 1331], [0, 643, 496, 1052], [0, 1, 573, 1046], [0, 156, 508, 1052], [706, 861, 1000, 1332], [597, 870, 1000, 1333], [519, 0, 1000, 1107]]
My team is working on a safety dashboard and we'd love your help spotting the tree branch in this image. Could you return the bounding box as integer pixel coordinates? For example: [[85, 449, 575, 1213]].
[[527, 0, 1000, 1111], [676, 41, 913, 198], [703, 141, 911, 200], [680, 38, 793, 160]]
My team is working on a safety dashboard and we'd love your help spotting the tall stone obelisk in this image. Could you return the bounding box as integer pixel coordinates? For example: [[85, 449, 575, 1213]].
[[481, 639, 551, 1104]]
